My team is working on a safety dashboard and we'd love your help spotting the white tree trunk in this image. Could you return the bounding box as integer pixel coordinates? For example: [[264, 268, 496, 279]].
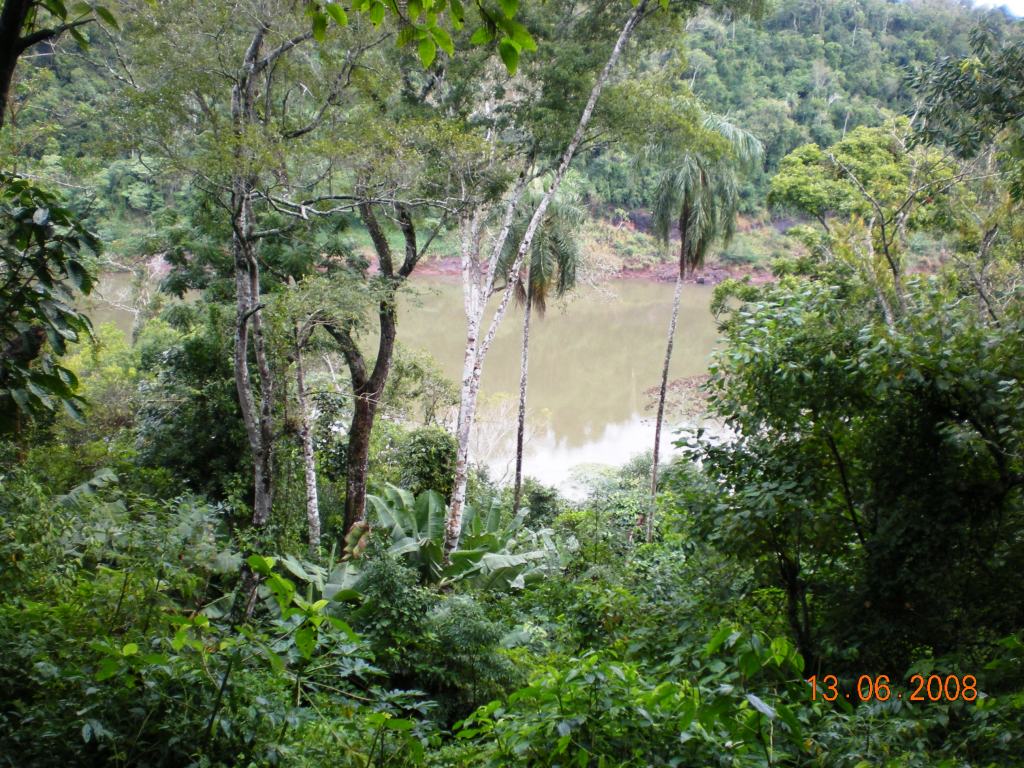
[[512, 284, 533, 515], [446, 308, 483, 554], [294, 335, 320, 556], [645, 268, 684, 543], [444, 0, 650, 556]]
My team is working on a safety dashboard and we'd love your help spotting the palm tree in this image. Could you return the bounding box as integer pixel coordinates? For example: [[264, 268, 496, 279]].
[[643, 114, 763, 542], [498, 178, 585, 516]]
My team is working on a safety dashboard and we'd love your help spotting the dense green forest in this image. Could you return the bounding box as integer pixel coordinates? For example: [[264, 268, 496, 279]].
[[2, 0, 1023, 766]]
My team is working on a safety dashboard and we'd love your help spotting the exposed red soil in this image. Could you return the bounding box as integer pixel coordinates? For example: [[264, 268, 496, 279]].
[[402, 255, 776, 286]]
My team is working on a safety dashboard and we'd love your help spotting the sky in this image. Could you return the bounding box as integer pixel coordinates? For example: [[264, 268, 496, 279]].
[[974, 0, 1024, 16]]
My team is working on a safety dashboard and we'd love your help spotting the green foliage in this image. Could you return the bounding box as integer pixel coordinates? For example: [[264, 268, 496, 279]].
[[454, 630, 810, 767], [334, 554, 522, 726], [381, 345, 459, 428], [366, 484, 560, 589], [686, 272, 1024, 673], [306, 0, 536, 74], [134, 303, 249, 503], [400, 426, 459, 500], [911, 23, 1024, 198], [0, 173, 98, 431], [3, 1, 1024, 765], [680, 0, 1012, 196], [646, 113, 763, 274], [498, 174, 585, 312]]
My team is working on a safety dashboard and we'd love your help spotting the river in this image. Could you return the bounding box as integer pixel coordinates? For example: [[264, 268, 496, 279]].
[[87, 273, 719, 494]]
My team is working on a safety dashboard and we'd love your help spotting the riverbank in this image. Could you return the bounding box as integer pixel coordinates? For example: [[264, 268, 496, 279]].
[[408, 255, 776, 285]]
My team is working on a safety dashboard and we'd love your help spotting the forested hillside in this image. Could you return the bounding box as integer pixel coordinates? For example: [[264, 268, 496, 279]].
[[2, 0, 1023, 766], [3, 0, 1017, 268]]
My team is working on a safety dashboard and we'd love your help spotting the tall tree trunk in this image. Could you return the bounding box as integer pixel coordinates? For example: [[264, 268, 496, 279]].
[[343, 385, 380, 533], [512, 283, 533, 516], [232, 191, 275, 528], [231, 24, 275, 529], [0, 0, 31, 128], [642, 204, 690, 542], [445, 0, 650, 557], [333, 201, 418, 536], [644, 269, 684, 542], [447, 307, 483, 552], [294, 334, 320, 556], [330, 298, 396, 536]]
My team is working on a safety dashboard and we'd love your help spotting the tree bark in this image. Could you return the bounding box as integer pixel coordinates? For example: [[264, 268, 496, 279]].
[[331, 201, 420, 536], [328, 306, 393, 536], [446, 303, 483, 553], [445, 0, 650, 557], [644, 268, 684, 542], [642, 202, 691, 542], [344, 387, 379, 533], [0, 0, 96, 128], [0, 1, 30, 128], [294, 332, 320, 556], [231, 23, 276, 528], [512, 282, 533, 516], [779, 552, 816, 672]]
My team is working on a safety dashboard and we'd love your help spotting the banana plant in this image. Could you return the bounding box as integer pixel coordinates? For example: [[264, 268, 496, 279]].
[[366, 484, 559, 590]]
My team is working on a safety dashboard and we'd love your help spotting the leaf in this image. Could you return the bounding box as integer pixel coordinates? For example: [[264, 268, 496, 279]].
[[312, 12, 327, 42], [775, 703, 802, 738], [94, 5, 119, 30], [385, 717, 415, 731], [369, 2, 385, 25], [505, 20, 536, 52], [66, 259, 92, 292], [430, 25, 454, 56], [325, 2, 348, 26], [279, 554, 312, 583], [171, 630, 188, 652], [95, 658, 119, 681], [418, 35, 437, 67], [121, 642, 139, 657], [246, 554, 275, 575], [260, 645, 285, 674], [746, 693, 777, 719], [449, 0, 464, 27], [499, 0, 517, 18], [416, 489, 446, 543], [45, 0, 68, 20], [61, 397, 85, 423], [705, 624, 733, 656], [469, 25, 493, 45], [326, 616, 357, 639], [295, 625, 316, 659]]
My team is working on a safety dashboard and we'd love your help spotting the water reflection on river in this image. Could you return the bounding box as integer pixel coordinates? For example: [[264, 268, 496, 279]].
[[399, 278, 718, 494], [88, 274, 719, 494]]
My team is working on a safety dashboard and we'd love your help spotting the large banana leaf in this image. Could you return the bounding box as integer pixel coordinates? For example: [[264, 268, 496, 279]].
[[366, 485, 559, 590]]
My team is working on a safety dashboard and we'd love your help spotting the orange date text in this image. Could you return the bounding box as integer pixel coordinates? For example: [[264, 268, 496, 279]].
[[807, 674, 978, 703]]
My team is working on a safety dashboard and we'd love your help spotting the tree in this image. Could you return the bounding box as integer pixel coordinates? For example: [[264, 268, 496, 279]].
[[123, 0, 533, 540], [0, 172, 98, 432], [769, 121, 968, 324], [324, 200, 445, 536], [911, 23, 1024, 199], [687, 271, 1024, 672], [272, 273, 376, 556], [497, 176, 584, 516], [122, 1, 411, 534], [642, 113, 762, 541], [444, 0, 657, 559], [442, 0, 768, 557], [0, 0, 113, 127]]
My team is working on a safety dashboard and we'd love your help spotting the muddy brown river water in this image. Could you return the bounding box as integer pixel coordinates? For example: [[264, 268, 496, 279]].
[[88, 273, 719, 494]]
